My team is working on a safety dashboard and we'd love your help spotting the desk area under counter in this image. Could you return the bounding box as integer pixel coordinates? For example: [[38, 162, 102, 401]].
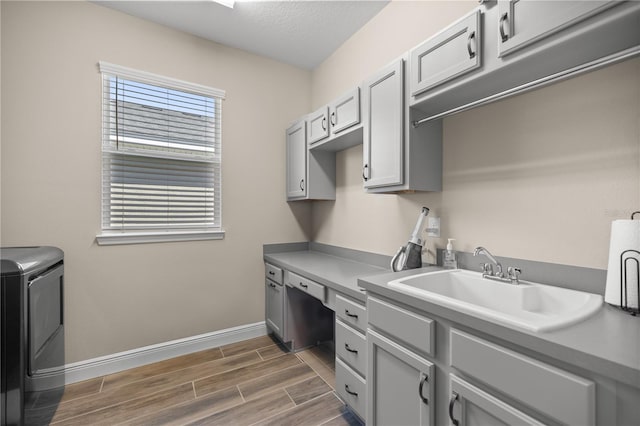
[[263, 242, 390, 421]]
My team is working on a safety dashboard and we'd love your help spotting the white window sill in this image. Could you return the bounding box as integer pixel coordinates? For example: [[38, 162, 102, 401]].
[[96, 229, 225, 246]]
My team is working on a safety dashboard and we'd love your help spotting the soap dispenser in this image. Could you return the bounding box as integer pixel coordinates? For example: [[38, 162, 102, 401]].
[[443, 238, 458, 269]]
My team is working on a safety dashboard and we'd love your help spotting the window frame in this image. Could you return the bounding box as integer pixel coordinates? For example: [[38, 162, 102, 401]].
[[96, 62, 225, 245]]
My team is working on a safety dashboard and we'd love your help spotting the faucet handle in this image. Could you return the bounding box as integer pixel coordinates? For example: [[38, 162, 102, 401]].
[[480, 263, 493, 276], [507, 266, 522, 283]]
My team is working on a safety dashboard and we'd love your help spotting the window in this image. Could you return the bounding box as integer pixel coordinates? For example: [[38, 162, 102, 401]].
[[96, 62, 225, 245]]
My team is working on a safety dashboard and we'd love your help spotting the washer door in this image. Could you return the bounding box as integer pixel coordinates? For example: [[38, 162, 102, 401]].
[[28, 263, 64, 375]]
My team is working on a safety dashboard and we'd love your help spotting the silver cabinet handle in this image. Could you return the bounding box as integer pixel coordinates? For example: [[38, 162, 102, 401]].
[[344, 384, 358, 396], [345, 309, 358, 319], [467, 31, 476, 59], [418, 375, 429, 404], [449, 391, 460, 426], [299, 179, 304, 191], [321, 116, 327, 131], [362, 164, 369, 181], [330, 111, 336, 126], [499, 12, 509, 42], [344, 343, 358, 354]]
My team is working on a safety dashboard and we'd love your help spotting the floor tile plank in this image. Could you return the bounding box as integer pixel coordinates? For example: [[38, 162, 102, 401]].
[[238, 363, 316, 401], [186, 389, 295, 426], [286, 375, 332, 405], [220, 335, 278, 357], [122, 386, 243, 426], [257, 342, 289, 360], [60, 377, 104, 403], [51, 383, 194, 426], [253, 391, 346, 426], [102, 348, 223, 391], [194, 353, 302, 397]]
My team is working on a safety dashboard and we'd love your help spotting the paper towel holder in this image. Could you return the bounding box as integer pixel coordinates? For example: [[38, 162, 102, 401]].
[[619, 211, 640, 316]]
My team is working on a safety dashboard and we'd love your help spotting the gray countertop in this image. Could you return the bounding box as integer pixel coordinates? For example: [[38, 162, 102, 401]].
[[264, 243, 640, 389], [264, 245, 388, 302]]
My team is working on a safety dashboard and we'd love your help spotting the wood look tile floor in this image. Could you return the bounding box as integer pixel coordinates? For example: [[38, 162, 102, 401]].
[[42, 335, 362, 426]]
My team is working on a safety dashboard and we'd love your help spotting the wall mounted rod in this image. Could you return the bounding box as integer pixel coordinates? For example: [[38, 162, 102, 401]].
[[412, 45, 640, 128]]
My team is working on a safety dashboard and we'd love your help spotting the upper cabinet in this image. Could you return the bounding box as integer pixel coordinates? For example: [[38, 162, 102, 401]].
[[308, 88, 361, 148], [286, 120, 335, 201], [307, 107, 329, 145], [329, 88, 361, 135], [363, 57, 443, 193], [410, 10, 482, 97], [363, 59, 404, 189], [497, 0, 618, 57], [409, 1, 640, 120], [286, 120, 307, 200]]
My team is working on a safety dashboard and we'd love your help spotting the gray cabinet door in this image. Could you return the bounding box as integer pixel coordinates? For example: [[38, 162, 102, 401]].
[[286, 120, 306, 199], [497, 0, 618, 57], [410, 9, 481, 97], [265, 279, 283, 338], [363, 59, 404, 189], [307, 107, 329, 145], [329, 87, 360, 135], [367, 329, 434, 426], [449, 374, 544, 426]]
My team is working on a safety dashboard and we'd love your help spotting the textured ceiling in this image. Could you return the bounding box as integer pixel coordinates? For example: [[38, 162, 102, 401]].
[[95, 1, 390, 70]]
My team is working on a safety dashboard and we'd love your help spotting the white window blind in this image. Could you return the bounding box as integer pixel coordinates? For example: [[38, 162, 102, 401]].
[[98, 62, 224, 242]]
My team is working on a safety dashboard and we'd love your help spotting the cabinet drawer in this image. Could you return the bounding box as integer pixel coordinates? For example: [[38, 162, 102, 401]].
[[264, 263, 282, 284], [335, 294, 367, 332], [285, 271, 325, 303], [368, 296, 435, 357], [450, 329, 595, 426], [335, 319, 367, 377], [336, 357, 366, 421]]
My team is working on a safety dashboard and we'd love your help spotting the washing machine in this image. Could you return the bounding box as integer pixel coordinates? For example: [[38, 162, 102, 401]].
[[1, 247, 65, 426]]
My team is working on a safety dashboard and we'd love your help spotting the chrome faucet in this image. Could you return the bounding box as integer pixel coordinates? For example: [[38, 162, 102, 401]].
[[473, 246, 503, 277], [473, 246, 522, 284]]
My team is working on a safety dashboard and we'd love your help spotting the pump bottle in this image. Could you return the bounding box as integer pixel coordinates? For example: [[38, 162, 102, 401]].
[[443, 238, 458, 269]]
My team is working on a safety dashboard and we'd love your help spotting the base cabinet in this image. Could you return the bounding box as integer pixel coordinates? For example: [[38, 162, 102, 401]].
[[265, 278, 284, 339], [367, 329, 434, 426]]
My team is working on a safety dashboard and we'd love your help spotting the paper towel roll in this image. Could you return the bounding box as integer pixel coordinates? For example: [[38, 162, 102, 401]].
[[605, 220, 640, 310]]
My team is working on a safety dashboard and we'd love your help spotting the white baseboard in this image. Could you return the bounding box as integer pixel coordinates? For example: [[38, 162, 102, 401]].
[[31, 321, 267, 388]]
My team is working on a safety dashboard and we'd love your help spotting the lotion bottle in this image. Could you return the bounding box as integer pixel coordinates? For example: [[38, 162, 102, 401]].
[[443, 238, 458, 269]]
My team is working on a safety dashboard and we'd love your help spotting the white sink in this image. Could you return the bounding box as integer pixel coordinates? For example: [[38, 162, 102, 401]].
[[388, 269, 603, 332]]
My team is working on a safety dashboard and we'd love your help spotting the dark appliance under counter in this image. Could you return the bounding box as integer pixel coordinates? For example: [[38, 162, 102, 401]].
[[1, 247, 65, 426]]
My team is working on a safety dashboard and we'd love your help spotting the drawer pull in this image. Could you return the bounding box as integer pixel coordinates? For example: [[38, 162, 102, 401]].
[[269, 283, 276, 288], [299, 282, 308, 289], [344, 309, 358, 319], [449, 391, 460, 426], [344, 343, 358, 354], [268, 271, 275, 275], [418, 375, 429, 404], [344, 384, 358, 397]]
